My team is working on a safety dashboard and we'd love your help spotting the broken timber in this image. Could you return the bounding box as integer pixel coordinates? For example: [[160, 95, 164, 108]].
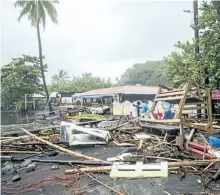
[[65, 159, 220, 174], [20, 128, 105, 162], [148, 81, 213, 133]]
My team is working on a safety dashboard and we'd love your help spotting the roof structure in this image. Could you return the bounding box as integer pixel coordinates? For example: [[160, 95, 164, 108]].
[[74, 85, 159, 98]]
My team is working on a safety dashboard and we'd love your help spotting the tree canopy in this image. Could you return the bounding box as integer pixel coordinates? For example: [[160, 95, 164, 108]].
[[165, 1, 220, 89], [49, 72, 114, 93], [1, 55, 44, 109], [118, 61, 170, 86]]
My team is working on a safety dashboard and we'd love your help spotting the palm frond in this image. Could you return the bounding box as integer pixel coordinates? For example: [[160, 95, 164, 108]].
[[29, 3, 37, 27], [39, 2, 46, 30], [35, 0, 40, 24], [18, 1, 33, 22], [41, 0, 58, 24], [15, 1, 27, 8]]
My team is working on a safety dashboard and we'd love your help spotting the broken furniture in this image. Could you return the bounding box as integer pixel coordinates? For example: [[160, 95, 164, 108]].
[[146, 81, 213, 133], [60, 121, 111, 146]]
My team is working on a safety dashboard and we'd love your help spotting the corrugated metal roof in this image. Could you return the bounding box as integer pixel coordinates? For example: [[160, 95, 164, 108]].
[[76, 85, 159, 97]]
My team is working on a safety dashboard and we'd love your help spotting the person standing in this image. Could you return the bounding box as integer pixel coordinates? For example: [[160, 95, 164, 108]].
[[140, 102, 148, 118], [163, 101, 172, 119], [136, 101, 141, 117]]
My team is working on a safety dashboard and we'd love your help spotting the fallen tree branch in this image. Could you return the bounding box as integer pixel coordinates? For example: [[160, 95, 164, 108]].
[[20, 128, 105, 162], [0, 151, 40, 154]]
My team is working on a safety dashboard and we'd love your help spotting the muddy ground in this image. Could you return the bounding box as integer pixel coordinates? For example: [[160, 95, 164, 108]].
[[2, 146, 220, 195]]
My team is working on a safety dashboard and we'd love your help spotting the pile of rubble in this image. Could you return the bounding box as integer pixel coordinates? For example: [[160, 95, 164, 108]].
[[1, 116, 220, 194]]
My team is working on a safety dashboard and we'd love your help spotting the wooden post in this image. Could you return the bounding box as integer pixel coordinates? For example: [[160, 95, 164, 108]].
[[206, 88, 213, 134], [175, 82, 191, 119], [20, 128, 105, 162]]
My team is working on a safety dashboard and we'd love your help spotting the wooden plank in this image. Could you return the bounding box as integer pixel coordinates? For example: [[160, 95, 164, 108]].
[[183, 106, 208, 110], [160, 88, 184, 94], [149, 87, 162, 119], [142, 119, 181, 123], [182, 122, 208, 131], [154, 96, 184, 102], [156, 91, 185, 98], [185, 102, 206, 105], [174, 82, 191, 119], [196, 84, 202, 98]]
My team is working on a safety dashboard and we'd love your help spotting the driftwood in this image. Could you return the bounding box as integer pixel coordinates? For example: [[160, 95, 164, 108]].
[[0, 151, 41, 154], [65, 166, 112, 174], [65, 159, 220, 174], [0, 155, 112, 165], [20, 128, 105, 162], [1, 135, 51, 144], [168, 159, 220, 167], [112, 141, 135, 147]]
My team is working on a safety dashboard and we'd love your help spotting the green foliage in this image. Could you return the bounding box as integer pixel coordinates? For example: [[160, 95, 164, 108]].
[[49, 72, 114, 93], [119, 61, 170, 86], [1, 55, 43, 109], [165, 1, 220, 89], [164, 41, 200, 87]]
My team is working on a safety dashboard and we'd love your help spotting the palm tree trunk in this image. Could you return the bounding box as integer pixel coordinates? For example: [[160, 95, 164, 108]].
[[36, 23, 52, 111]]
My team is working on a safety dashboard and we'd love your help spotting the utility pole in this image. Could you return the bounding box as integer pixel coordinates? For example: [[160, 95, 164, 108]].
[[193, 0, 199, 58], [194, 0, 209, 86]]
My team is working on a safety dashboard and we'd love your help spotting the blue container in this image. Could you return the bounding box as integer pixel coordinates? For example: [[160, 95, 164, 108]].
[[207, 136, 220, 148]]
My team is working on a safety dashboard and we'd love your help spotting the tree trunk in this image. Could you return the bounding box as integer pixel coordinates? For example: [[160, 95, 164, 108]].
[[36, 23, 52, 111]]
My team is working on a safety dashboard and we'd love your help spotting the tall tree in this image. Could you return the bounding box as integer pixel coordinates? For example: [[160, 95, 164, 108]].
[[119, 61, 170, 86], [15, 0, 59, 111], [49, 72, 114, 93], [165, 1, 220, 90]]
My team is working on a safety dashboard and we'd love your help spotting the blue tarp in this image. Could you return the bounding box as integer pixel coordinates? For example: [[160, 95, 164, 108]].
[[207, 136, 220, 148]]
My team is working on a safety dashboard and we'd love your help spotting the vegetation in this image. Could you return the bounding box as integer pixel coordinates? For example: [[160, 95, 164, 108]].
[[1, 55, 44, 109], [49, 71, 114, 93], [15, 0, 59, 110], [165, 1, 220, 89], [118, 61, 170, 86]]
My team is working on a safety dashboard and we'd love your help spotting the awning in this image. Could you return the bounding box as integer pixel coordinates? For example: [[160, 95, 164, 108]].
[[74, 94, 114, 98]]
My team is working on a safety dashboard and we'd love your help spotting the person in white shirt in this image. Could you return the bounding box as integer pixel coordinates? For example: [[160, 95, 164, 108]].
[[130, 103, 138, 118]]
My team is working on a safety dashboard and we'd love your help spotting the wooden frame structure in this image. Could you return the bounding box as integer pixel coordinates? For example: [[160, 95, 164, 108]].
[[147, 81, 213, 133]]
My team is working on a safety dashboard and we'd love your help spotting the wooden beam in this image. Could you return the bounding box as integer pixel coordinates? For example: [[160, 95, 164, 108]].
[[183, 106, 208, 110], [156, 91, 185, 98], [20, 128, 105, 162], [185, 102, 206, 105], [154, 96, 184, 102], [160, 88, 184, 94], [142, 119, 181, 123], [175, 82, 191, 119]]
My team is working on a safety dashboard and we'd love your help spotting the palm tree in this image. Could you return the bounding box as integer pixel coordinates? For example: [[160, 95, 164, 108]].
[[15, 0, 59, 111], [52, 69, 69, 83]]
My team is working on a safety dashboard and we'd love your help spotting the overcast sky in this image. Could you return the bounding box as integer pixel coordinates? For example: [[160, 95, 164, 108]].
[[1, 0, 195, 82]]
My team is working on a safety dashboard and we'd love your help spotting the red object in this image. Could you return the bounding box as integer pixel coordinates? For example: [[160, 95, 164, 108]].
[[188, 142, 207, 151], [212, 90, 220, 100], [158, 112, 163, 119], [189, 148, 216, 159]]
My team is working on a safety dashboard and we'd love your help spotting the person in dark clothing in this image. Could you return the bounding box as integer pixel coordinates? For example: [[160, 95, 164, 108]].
[[136, 101, 141, 117]]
